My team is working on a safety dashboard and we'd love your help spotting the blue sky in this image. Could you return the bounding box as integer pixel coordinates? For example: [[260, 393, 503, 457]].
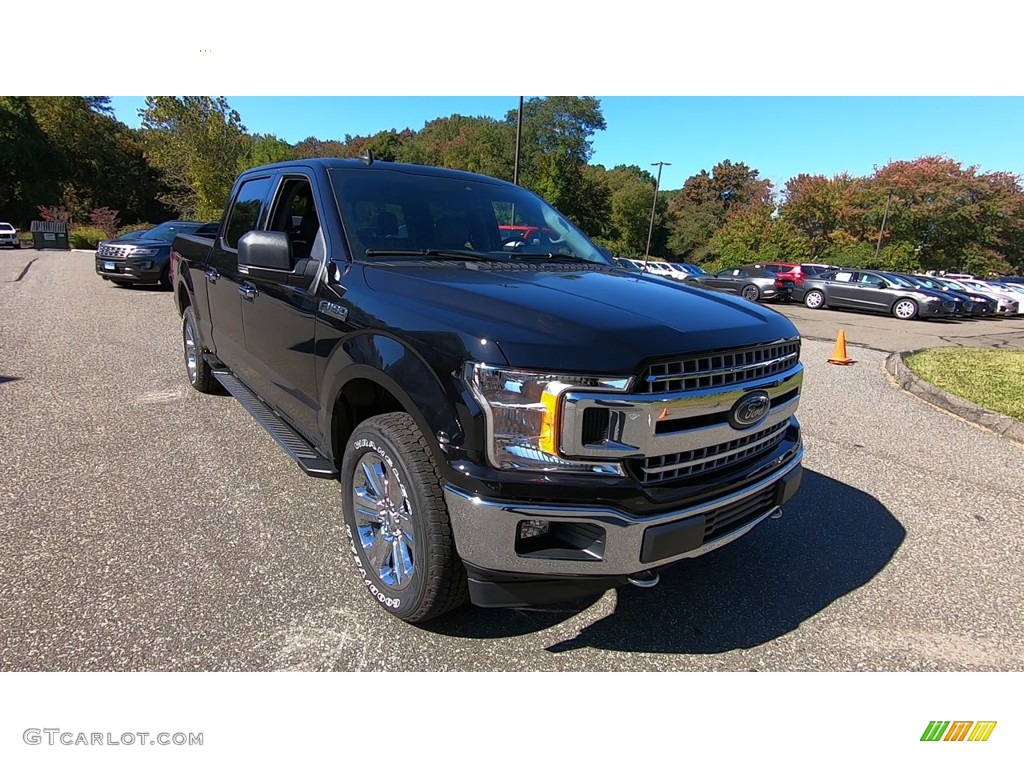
[[107, 96, 1024, 192]]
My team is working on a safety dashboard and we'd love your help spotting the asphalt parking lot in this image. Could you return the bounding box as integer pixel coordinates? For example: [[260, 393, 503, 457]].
[[771, 301, 1024, 353], [2, 250, 1023, 671]]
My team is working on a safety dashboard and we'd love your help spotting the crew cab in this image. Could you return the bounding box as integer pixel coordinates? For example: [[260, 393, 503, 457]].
[[171, 158, 804, 623]]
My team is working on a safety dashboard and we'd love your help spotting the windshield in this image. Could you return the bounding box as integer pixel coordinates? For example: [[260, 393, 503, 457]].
[[882, 272, 916, 288], [0, 223, 14, 232], [140, 222, 202, 241], [328, 168, 610, 265]]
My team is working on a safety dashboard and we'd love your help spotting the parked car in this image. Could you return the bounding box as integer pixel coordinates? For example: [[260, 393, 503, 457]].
[[898, 273, 994, 317], [170, 158, 804, 623], [636, 260, 682, 279], [755, 262, 824, 287], [994, 275, 1024, 286], [796, 268, 957, 320], [0, 222, 20, 249], [932, 277, 1020, 316], [671, 262, 707, 276], [95, 220, 218, 289], [685, 265, 794, 302], [878, 272, 971, 316]]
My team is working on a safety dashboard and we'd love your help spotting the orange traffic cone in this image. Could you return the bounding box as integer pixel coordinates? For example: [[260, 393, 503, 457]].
[[827, 329, 855, 365]]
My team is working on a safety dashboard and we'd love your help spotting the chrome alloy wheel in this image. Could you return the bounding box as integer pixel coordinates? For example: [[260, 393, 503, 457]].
[[804, 290, 824, 308], [352, 453, 415, 587], [893, 299, 917, 319], [184, 321, 198, 384]]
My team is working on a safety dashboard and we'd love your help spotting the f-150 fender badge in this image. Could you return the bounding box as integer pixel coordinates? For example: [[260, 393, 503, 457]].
[[318, 300, 349, 321]]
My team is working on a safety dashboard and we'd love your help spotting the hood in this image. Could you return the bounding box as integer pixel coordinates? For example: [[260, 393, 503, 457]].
[[107, 236, 173, 248], [361, 262, 798, 373]]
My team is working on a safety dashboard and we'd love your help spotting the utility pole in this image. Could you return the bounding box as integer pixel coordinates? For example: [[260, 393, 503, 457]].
[[874, 189, 893, 261], [645, 161, 671, 260], [513, 97, 524, 186]]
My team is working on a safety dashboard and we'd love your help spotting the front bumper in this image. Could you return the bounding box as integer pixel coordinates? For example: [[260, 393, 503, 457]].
[[95, 256, 165, 283], [445, 444, 803, 585]]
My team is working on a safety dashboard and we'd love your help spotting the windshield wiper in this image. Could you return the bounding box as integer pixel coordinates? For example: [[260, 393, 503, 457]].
[[363, 248, 499, 262], [511, 252, 593, 264]]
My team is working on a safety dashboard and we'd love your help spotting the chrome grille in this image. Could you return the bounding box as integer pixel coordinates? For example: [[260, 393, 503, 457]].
[[97, 244, 131, 259], [642, 340, 800, 394], [638, 420, 790, 483]]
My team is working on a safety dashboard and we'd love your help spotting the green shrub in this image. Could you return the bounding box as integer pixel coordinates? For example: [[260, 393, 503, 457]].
[[69, 226, 107, 250]]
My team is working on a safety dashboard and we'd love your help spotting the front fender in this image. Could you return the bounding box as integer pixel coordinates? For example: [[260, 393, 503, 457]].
[[319, 331, 477, 470]]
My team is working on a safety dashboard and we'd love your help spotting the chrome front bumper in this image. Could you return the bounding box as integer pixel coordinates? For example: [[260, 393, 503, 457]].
[[444, 442, 803, 577]]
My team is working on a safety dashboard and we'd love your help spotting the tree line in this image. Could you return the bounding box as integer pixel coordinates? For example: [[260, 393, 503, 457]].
[[2, 96, 1021, 275]]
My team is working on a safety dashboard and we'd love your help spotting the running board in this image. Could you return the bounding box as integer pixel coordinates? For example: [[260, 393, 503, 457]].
[[211, 370, 338, 479]]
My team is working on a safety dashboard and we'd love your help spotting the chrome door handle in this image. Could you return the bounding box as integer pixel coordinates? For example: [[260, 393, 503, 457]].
[[238, 283, 258, 301], [204, 269, 219, 284]]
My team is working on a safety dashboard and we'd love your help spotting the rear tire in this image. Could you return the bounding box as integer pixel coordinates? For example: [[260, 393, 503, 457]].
[[741, 284, 760, 301], [341, 412, 469, 623], [182, 306, 218, 393], [804, 289, 825, 309]]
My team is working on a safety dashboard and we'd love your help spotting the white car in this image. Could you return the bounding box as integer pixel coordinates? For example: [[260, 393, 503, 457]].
[[938, 278, 1020, 316], [972, 280, 1024, 315], [639, 260, 682, 279], [0, 222, 20, 249]]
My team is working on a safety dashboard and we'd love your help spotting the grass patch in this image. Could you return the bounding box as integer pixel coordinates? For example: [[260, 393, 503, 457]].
[[906, 348, 1024, 422]]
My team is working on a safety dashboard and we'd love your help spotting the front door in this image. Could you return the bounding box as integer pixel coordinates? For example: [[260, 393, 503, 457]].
[[206, 175, 275, 373], [239, 174, 322, 441]]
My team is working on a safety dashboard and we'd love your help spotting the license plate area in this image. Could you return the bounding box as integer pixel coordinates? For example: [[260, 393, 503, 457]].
[[103, 261, 117, 271]]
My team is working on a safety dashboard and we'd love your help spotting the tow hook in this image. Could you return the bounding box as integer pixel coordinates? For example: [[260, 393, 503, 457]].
[[627, 570, 660, 588]]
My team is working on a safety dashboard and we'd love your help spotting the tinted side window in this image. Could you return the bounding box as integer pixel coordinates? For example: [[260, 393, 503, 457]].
[[225, 177, 273, 249]]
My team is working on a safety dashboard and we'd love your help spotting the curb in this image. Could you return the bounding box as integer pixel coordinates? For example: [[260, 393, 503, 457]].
[[884, 350, 1024, 446]]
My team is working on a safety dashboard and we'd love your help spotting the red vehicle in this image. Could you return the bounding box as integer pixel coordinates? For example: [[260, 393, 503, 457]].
[[756, 263, 826, 286], [498, 224, 555, 246]]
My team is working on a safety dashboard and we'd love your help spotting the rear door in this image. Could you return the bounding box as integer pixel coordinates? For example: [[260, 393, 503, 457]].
[[827, 270, 859, 307], [206, 174, 274, 372]]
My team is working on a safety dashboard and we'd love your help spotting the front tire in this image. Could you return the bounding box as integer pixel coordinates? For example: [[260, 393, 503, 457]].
[[341, 412, 468, 623], [892, 298, 919, 320]]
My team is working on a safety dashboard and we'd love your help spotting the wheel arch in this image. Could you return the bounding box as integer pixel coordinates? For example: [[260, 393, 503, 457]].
[[322, 334, 466, 473]]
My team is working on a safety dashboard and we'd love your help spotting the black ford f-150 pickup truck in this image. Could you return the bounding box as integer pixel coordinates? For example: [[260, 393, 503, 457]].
[[171, 157, 804, 623]]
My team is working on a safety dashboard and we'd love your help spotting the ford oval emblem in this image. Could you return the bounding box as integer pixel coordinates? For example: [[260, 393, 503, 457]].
[[729, 390, 771, 429]]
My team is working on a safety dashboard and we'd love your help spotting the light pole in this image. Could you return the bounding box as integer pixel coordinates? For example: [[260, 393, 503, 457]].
[[645, 161, 671, 260], [874, 189, 893, 262], [513, 97, 524, 186]]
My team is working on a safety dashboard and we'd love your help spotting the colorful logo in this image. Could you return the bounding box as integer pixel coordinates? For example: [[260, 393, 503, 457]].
[[921, 721, 997, 742]]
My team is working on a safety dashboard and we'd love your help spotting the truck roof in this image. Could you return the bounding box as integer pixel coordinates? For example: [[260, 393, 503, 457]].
[[242, 157, 512, 185]]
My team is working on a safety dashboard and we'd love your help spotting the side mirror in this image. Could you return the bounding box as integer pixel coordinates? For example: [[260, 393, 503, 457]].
[[239, 230, 293, 272]]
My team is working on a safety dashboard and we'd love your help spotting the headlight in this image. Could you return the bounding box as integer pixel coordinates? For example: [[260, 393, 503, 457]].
[[129, 248, 159, 257], [918, 293, 941, 302], [466, 363, 630, 473]]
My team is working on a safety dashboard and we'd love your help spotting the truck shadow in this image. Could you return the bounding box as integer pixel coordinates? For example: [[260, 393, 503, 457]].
[[425, 469, 905, 653]]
